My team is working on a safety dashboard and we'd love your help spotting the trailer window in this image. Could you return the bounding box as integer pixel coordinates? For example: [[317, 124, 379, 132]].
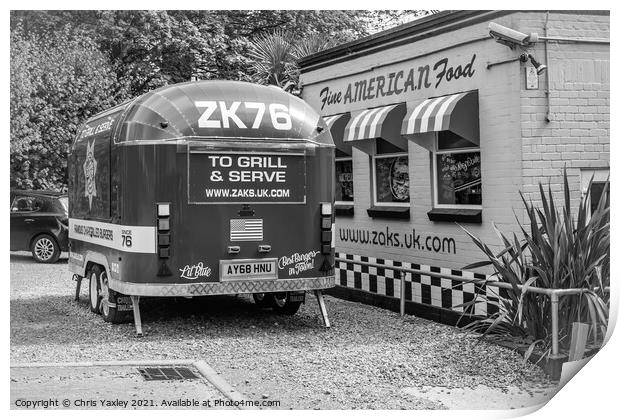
[[433, 131, 482, 208]]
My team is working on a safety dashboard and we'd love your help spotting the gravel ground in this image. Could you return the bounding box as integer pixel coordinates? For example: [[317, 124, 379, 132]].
[[10, 252, 554, 409]]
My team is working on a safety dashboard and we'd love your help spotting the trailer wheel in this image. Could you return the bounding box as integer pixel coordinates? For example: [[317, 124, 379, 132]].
[[88, 267, 102, 314], [271, 292, 303, 315], [253, 293, 274, 308], [99, 271, 125, 324]]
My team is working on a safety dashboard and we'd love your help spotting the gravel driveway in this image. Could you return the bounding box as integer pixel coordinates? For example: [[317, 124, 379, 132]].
[[10, 252, 555, 409]]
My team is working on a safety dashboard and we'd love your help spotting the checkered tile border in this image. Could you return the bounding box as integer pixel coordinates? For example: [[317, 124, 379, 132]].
[[336, 252, 507, 316]]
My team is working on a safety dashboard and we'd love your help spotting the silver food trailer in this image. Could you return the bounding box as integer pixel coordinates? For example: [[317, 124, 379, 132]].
[[68, 81, 336, 335]]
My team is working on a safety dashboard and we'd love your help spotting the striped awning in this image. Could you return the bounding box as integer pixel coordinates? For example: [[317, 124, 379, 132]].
[[401, 90, 479, 145], [344, 104, 401, 142], [341, 103, 408, 153], [323, 113, 352, 155]]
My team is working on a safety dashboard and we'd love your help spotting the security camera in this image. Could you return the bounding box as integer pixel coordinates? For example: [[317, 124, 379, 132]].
[[488, 22, 539, 48]]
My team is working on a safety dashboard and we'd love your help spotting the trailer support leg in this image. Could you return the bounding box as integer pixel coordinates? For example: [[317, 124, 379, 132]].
[[314, 290, 330, 328], [130, 296, 143, 337], [73, 275, 83, 301]]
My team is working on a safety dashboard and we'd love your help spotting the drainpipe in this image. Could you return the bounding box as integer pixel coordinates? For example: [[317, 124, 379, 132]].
[[544, 11, 551, 122]]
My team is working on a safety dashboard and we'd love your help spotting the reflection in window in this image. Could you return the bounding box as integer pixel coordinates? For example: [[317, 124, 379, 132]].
[[373, 154, 410, 205], [11, 196, 38, 212], [436, 152, 481, 205], [434, 131, 481, 208], [335, 159, 354, 202]]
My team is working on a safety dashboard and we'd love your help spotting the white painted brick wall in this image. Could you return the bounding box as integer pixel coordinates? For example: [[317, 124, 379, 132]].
[[301, 11, 609, 273], [516, 11, 609, 211]]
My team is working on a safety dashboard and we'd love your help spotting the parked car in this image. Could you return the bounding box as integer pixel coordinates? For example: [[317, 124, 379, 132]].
[[10, 190, 69, 263]]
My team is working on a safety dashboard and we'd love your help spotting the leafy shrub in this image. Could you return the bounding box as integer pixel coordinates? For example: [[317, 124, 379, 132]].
[[460, 170, 609, 355], [10, 25, 121, 190]]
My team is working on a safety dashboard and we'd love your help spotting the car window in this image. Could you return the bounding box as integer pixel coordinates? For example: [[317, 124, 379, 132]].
[[36, 197, 54, 212], [11, 196, 39, 212], [58, 196, 69, 213]]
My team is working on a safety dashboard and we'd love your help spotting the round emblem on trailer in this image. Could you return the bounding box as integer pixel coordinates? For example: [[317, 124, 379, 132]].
[[83, 139, 98, 210]]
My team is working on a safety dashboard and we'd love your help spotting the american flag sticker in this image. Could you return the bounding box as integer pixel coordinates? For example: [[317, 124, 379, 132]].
[[230, 219, 263, 241]]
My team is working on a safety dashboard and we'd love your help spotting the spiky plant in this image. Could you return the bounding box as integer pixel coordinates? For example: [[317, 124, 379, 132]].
[[460, 169, 609, 356], [248, 31, 336, 90], [247, 29, 295, 87]]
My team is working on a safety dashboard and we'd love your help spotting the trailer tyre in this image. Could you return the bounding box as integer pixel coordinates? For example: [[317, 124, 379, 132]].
[[99, 271, 124, 324], [253, 293, 274, 308], [31, 234, 60, 263], [88, 267, 102, 314], [271, 292, 303, 315]]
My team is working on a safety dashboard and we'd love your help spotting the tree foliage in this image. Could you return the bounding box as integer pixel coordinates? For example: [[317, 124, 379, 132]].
[[10, 25, 120, 190], [10, 10, 436, 190]]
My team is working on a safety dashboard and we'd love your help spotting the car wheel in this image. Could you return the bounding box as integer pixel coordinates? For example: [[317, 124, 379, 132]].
[[253, 293, 275, 308], [88, 267, 102, 314], [99, 271, 124, 323], [271, 292, 303, 315], [31, 234, 60, 263]]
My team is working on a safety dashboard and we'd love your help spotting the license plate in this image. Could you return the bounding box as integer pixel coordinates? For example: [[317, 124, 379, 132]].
[[220, 258, 278, 281]]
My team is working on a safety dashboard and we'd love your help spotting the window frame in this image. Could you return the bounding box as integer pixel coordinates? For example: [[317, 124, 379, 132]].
[[581, 168, 609, 220], [371, 151, 411, 208], [335, 156, 354, 206], [432, 135, 482, 210]]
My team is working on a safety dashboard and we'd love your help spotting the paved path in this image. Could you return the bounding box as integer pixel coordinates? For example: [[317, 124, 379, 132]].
[[11, 360, 245, 410], [402, 384, 556, 410]]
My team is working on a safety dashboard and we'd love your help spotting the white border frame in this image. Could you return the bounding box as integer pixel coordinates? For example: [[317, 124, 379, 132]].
[[335, 156, 355, 206], [432, 135, 482, 210], [371, 152, 411, 207]]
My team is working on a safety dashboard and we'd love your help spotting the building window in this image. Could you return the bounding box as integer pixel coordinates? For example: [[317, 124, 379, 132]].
[[372, 140, 409, 207], [581, 169, 609, 219], [335, 157, 354, 203], [433, 131, 481, 208]]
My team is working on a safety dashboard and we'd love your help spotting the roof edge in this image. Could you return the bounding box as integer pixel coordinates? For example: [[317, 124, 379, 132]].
[[299, 9, 610, 71], [299, 10, 490, 69]]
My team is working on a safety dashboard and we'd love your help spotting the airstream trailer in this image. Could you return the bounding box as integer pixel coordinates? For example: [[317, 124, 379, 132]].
[[68, 81, 335, 334]]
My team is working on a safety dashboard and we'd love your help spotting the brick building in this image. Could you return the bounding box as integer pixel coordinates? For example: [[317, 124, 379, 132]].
[[299, 10, 610, 323]]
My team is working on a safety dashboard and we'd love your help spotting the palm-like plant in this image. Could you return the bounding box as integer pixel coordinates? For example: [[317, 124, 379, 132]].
[[248, 30, 336, 90], [247, 29, 295, 87], [460, 169, 609, 356]]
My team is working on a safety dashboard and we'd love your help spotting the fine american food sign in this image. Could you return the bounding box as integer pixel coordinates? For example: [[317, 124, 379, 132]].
[[188, 151, 306, 204]]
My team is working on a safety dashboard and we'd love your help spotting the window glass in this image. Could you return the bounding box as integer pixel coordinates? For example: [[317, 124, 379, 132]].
[[374, 155, 409, 204], [11, 196, 39, 212], [436, 152, 481, 205], [335, 159, 354, 202], [59, 197, 69, 213], [590, 182, 609, 215]]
